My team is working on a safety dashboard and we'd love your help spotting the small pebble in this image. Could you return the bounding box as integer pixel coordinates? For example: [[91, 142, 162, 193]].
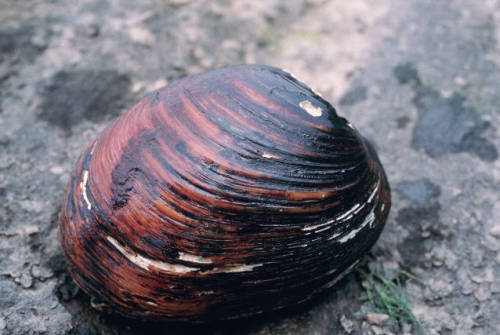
[[489, 224, 500, 238], [483, 267, 494, 282], [474, 284, 491, 302], [23, 225, 39, 235], [131, 81, 145, 93], [50, 166, 64, 175], [365, 313, 389, 325], [426, 279, 453, 300], [31, 265, 54, 280], [15, 272, 33, 289], [340, 314, 354, 334], [31, 29, 49, 49], [0, 134, 10, 146], [457, 269, 475, 295], [168, 0, 190, 6], [371, 325, 384, 335], [128, 26, 155, 46], [402, 323, 413, 334], [440, 89, 453, 98], [86, 24, 100, 38], [454, 76, 467, 87], [147, 79, 167, 91]]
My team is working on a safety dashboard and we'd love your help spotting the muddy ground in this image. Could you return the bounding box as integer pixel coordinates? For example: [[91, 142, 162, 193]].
[[1, 0, 499, 334]]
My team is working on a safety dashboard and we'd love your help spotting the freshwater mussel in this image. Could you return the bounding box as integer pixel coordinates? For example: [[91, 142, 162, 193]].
[[58, 64, 391, 321]]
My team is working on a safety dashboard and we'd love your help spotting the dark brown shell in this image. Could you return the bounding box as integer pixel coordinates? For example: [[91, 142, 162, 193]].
[[58, 64, 390, 322]]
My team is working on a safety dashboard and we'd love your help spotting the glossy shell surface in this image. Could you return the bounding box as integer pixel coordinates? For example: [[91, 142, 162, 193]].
[[59, 64, 391, 321]]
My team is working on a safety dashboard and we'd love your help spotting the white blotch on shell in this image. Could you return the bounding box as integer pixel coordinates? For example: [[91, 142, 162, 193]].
[[261, 153, 280, 159], [299, 100, 323, 117]]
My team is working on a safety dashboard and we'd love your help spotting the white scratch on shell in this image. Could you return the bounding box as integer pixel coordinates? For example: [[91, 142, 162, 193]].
[[221, 264, 261, 273], [367, 183, 379, 203], [302, 217, 338, 231], [262, 153, 280, 159], [302, 222, 329, 231], [366, 211, 376, 228], [90, 140, 98, 155], [338, 210, 376, 243], [107, 236, 198, 273], [336, 203, 361, 221], [328, 232, 343, 240], [80, 170, 92, 210], [303, 202, 366, 232], [203, 263, 263, 274], [178, 252, 213, 264], [315, 226, 332, 233], [299, 100, 323, 117], [304, 198, 374, 233], [107, 236, 259, 274]]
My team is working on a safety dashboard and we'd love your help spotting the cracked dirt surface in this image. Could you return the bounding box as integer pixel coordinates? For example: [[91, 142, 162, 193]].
[[1, 0, 499, 334]]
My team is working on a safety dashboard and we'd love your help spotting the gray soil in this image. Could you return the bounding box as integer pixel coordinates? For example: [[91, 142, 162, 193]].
[[1, 0, 499, 334]]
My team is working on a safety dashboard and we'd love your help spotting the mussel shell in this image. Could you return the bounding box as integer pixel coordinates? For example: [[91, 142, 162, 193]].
[[58, 64, 390, 321]]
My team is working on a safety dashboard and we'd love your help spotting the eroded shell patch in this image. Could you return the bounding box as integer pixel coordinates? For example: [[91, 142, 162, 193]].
[[299, 100, 323, 117]]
